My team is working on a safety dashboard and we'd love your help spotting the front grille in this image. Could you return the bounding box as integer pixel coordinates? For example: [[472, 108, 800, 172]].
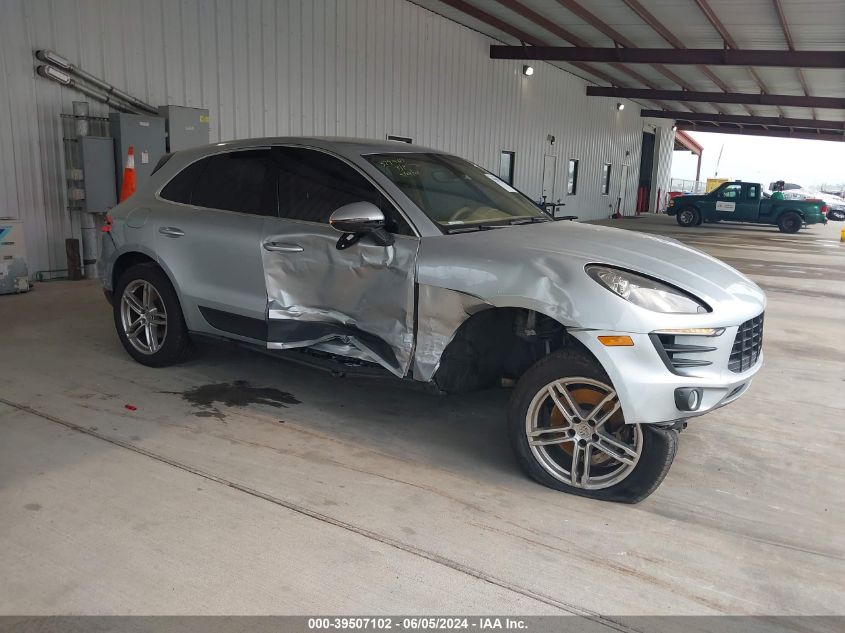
[[728, 313, 764, 373]]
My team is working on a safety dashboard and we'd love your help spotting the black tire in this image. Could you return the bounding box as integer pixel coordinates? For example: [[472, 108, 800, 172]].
[[508, 348, 678, 503], [828, 210, 845, 222], [777, 212, 802, 233], [675, 206, 700, 227], [113, 263, 194, 367]]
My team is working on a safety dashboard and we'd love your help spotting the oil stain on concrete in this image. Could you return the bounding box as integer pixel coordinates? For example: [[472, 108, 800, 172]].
[[161, 380, 300, 421]]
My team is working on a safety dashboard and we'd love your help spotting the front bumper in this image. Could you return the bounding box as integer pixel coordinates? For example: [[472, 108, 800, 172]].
[[570, 325, 762, 425]]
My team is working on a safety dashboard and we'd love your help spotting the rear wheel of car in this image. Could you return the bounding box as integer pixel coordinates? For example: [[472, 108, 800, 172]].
[[508, 349, 678, 503], [676, 207, 700, 227], [777, 212, 802, 233], [828, 209, 845, 221], [113, 263, 194, 367]]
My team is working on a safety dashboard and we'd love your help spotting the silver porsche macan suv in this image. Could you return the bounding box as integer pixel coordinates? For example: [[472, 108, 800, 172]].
[[100, 137, 765, 503]]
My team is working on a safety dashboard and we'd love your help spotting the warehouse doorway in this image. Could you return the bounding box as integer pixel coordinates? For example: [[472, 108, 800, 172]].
[[637, 132, 655, 214]]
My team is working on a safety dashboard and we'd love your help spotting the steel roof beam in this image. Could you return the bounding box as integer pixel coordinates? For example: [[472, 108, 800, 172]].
[[553, 0, 699, 93], [675, 122, 844, 142], [491, 0, 671, 108], [692, 0, 785, 117], [588, 87, 845, 109], [771, 0, 816, 119], [619, 0, 743, 97], [641, 109, 845, 131], [437, 0, 622, 87], [489, 47, 845, 68], [619, 0, 752, 116]]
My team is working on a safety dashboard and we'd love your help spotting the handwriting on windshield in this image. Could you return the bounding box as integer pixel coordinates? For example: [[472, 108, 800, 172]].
[[375, 158, 420, 178]]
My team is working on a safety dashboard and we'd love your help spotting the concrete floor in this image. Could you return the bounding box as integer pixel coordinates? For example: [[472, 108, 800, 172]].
[[0, 215, 842, 617]]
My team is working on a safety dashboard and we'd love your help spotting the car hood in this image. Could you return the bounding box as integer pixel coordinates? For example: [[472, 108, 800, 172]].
[[417, 220, 766, 332]]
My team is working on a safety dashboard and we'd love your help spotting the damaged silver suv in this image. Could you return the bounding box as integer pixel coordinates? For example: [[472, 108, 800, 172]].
[[100, 137, 765, 503]]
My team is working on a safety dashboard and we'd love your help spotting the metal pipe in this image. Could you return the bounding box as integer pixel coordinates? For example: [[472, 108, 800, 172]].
[[35, 49, 158, 115], [36, 65, 143, 114], [72, 101, 89, 136]]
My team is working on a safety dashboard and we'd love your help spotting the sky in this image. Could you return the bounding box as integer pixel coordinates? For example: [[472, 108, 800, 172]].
[[671, 132, 845, 191]]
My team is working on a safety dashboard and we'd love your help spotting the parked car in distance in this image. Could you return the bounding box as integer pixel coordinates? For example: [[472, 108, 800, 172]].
[[667, 181, 828, 233], [99, 137, 766, 503]]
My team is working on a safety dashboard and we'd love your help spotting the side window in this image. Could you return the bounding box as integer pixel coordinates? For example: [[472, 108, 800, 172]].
[[567, 159, 579, 195], [273, 147, 413, 236], [159, 158, 209, 204], [719, 184, 741, 200], [190, 150, 278, 216], [499, 151, 515, 185], [600, 163, 612, 195], [745, 184, 759, 200]]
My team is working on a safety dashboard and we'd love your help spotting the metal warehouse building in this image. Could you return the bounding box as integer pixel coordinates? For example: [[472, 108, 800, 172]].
[[1, 0, 844, 621], [0, 0, 674, 277]]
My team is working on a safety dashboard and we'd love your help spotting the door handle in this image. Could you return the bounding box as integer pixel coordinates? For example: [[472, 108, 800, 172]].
[[263, 241, 303, 253], [159, 226, 185, 238]]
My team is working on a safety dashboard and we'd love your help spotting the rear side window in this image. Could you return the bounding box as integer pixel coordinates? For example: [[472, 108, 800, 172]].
[[745, 184, 759, 200], [190, 150, 277, 216], [159, 158, 209, 204], [273, 147, 413, 235]]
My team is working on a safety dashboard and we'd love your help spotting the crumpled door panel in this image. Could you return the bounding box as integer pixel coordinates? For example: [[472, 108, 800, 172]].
[[261, 220, 418, 377]]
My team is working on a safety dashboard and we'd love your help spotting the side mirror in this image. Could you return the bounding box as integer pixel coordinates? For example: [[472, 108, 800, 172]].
[[329, 202, 394, 249], [329, 202, 386, 234]]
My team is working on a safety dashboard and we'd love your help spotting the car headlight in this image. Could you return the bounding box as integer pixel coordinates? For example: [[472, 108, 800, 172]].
[[586, 265, 710, 314]]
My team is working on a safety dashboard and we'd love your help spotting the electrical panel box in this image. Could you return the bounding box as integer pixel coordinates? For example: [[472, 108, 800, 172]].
[[158, 105, 210, 151], [80, 136, 117, 214], [0, 219, 31, 294], [109, 112, 166, 192]]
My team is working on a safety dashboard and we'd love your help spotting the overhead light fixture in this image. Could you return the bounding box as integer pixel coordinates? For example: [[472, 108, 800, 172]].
[[37, 64, 71, 85], [616, 102, 625, 111], [522, 65, 534, 77]]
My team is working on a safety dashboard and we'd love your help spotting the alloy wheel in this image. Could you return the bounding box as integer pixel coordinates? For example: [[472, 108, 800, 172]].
[[120, 280, 168, 355], [679, 209, 695, 225], [525, 377, 642, 489]]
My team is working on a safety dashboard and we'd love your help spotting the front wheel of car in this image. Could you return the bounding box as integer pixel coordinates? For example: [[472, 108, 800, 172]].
[[777, 212, 802, 233], [676, 207, 700, 227], [508, 349, 678, 503], [113, 263, 194, 367]]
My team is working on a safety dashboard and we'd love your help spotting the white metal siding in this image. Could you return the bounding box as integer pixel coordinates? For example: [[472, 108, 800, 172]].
[[0, 0, 674, 274]]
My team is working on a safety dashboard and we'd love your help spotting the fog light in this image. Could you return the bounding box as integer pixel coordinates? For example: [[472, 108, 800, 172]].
[[675, 387, 702, 411]]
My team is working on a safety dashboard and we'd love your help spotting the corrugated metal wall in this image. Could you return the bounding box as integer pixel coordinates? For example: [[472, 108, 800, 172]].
[[0, 0, 674, 275]]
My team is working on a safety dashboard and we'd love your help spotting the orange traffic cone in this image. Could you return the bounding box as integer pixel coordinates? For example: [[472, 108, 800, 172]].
[[119, 146, 137, 202]]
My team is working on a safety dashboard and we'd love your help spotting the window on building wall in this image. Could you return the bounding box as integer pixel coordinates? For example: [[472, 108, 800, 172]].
[[601, 163, 612, 195], [498, 151, 515, 185], [567, 159, 579, 195]]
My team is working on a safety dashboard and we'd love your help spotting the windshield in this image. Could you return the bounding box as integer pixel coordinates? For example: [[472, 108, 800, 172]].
[[364, 153, 548, 230]]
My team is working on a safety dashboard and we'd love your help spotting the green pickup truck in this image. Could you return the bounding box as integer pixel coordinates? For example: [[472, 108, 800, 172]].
[[667, 181, 828, 233]]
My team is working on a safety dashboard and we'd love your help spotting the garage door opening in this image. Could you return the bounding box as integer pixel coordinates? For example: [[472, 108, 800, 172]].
[[637, 131, 655, 214]]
